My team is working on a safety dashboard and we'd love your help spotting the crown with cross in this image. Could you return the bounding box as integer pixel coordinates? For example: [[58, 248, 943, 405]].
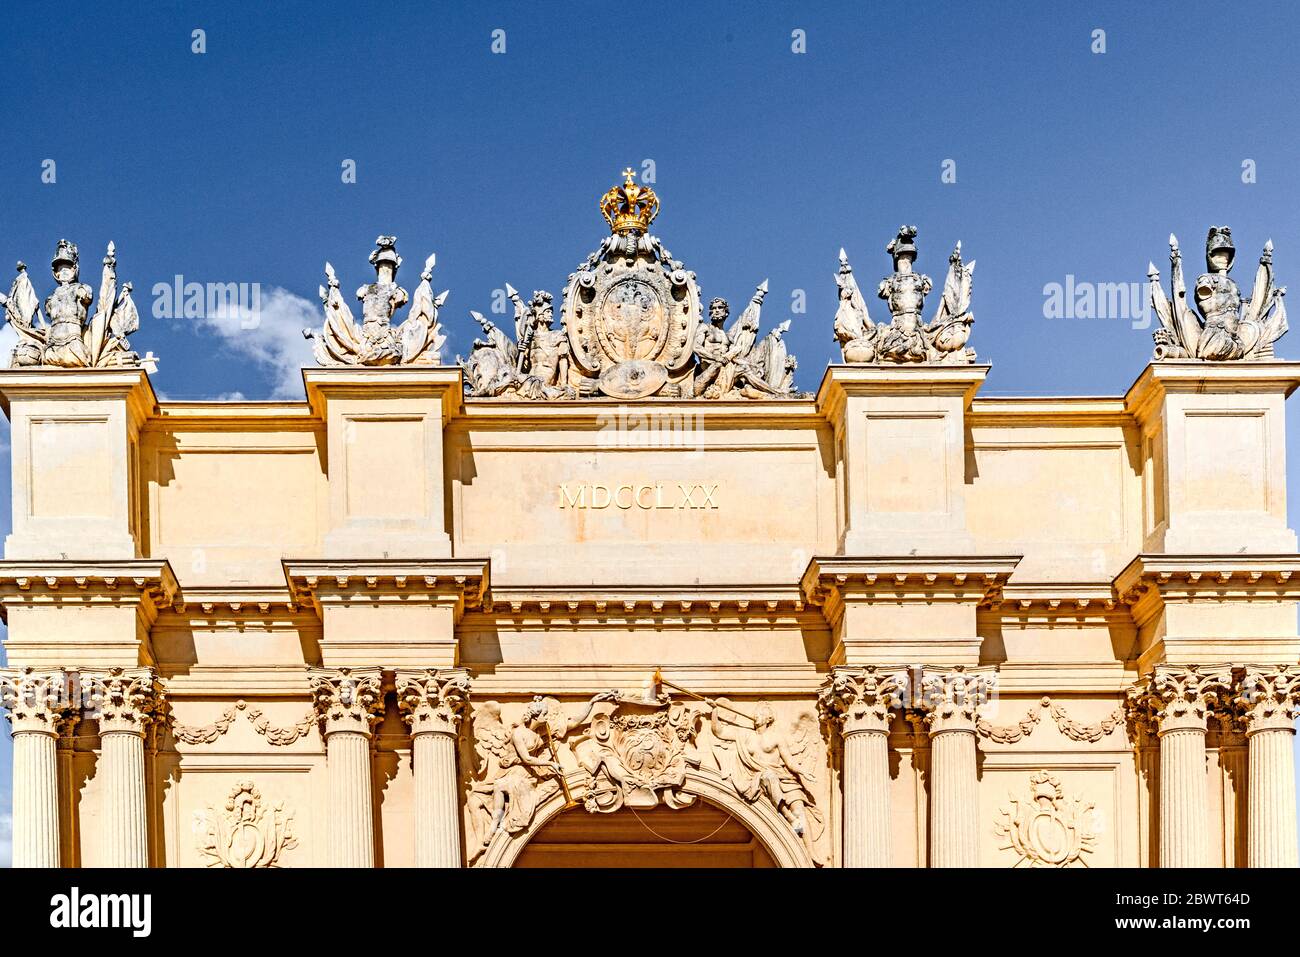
[[599, 167, 660, 236]]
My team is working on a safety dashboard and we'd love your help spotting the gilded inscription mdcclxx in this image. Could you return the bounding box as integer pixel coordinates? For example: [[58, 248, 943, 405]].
[[558, 483, 720, 510]]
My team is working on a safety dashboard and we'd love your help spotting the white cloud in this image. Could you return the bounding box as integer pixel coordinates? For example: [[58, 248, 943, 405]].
[[0, 810, 10, 868], [198, 286, 317, 399], [0, 323, 16, 367]]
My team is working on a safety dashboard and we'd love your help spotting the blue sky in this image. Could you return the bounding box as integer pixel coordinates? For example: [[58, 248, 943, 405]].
[[2, 0, 1300, 864]]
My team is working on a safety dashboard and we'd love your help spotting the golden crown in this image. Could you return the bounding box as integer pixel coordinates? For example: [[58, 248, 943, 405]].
[[599, 167, 659, 235]]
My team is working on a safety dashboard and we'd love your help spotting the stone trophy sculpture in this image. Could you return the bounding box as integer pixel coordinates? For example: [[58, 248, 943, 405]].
[[0, 240, 144, 368], [834, 227, 976, 365], [461, 169, 800, 399], [304, 236, 448, 366], [1148, 227, 1287, 360]]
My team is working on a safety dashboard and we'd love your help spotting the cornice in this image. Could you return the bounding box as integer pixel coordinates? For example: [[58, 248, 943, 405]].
[[301, 366, 463, 421], [1114, 554, 1300, 634], [0, 559, 178, 622], [1124, 360, 1300, 426], [989, 582, 1124, 618], [161, 586, 308, 620], [478, 583, 809, 624], [815, 364, 990, 424], [453, 396, 820, 430], [282, 558, 489, 614], [0, 366, 158, 429], [967, 396, 1131, 429], [801, 554, 1020, 603]]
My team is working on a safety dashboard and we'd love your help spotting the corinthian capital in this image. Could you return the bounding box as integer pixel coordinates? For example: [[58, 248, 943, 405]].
[[0, 667, 76, 735], [818, 666, 906, 735], [84, 667, 163, 735], [307, 666, 386, 736], [919, 666, 996, 734], [1129, 664, 1231, 734], [395, 668, 470, 737], [1235, 666, 1300, 735]]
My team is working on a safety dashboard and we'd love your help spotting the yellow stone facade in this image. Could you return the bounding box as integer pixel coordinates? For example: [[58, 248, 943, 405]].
[[2, 358, 1299, 868]]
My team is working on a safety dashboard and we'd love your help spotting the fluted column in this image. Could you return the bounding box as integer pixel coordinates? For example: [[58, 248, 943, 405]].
[[87, 668, 163, 868], [919, 667, 994, 868], [818, 667, 904, 868], [1236, 666, 1300, 868], [396, 669, 470, 868], [1, 668, 75, 867], [1129, 665, 1230, 868], [308, 667, 386, 868]]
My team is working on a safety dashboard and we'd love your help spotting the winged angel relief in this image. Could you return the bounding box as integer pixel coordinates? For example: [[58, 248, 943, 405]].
[[464, 685, 829, 866], [834, 226, 976, 365], [303, 236, 447, 366]]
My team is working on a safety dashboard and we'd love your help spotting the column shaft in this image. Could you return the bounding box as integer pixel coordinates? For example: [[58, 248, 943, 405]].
[[842, 729, 891, 868], [930, 728, 978, 867], [11, 731, 60, 868], [1247, 727, 1298, 867], [414, 731, 462, 867], [328, 730, 375, 868], [1159, 727, 1209, 868], [102, 730, 149, 868]]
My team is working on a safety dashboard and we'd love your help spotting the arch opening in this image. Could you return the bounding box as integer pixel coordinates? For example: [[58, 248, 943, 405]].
[[514, 799, 776, 868]]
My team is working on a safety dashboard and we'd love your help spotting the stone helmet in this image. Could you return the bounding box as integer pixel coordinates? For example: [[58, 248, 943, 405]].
[[887, 226, 919, 263], [368, 236, 402, 273], [1205, 226, 1235, 268], [50, 238, 79, 275]]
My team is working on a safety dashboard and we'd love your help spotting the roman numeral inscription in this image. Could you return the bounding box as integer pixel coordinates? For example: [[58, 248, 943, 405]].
[[558, 483, 720, 510]]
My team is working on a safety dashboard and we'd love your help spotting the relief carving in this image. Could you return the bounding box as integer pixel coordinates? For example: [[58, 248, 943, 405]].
[[171, 703, 240, 744], [1234, 666, 1300, 734], [1048, 701, 1125, 743], [1127, 665, 1232, 734], [817, 666, 905, 735], [85, 667, 164, 735], [307, 667, 386, 736], [995, 771, 1098, 868], [465, 693, 618, 862], [170, 699, 317, 746], [193, 780, 297, 868], [0, 667, 77, 735], [575, 695, 703, 813], [465, 686, 830, 866], [396, 669, 471, 736], [976, 700, 1043, 744], [461, 169, 800, 400], [710, 698, 828, 866]]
